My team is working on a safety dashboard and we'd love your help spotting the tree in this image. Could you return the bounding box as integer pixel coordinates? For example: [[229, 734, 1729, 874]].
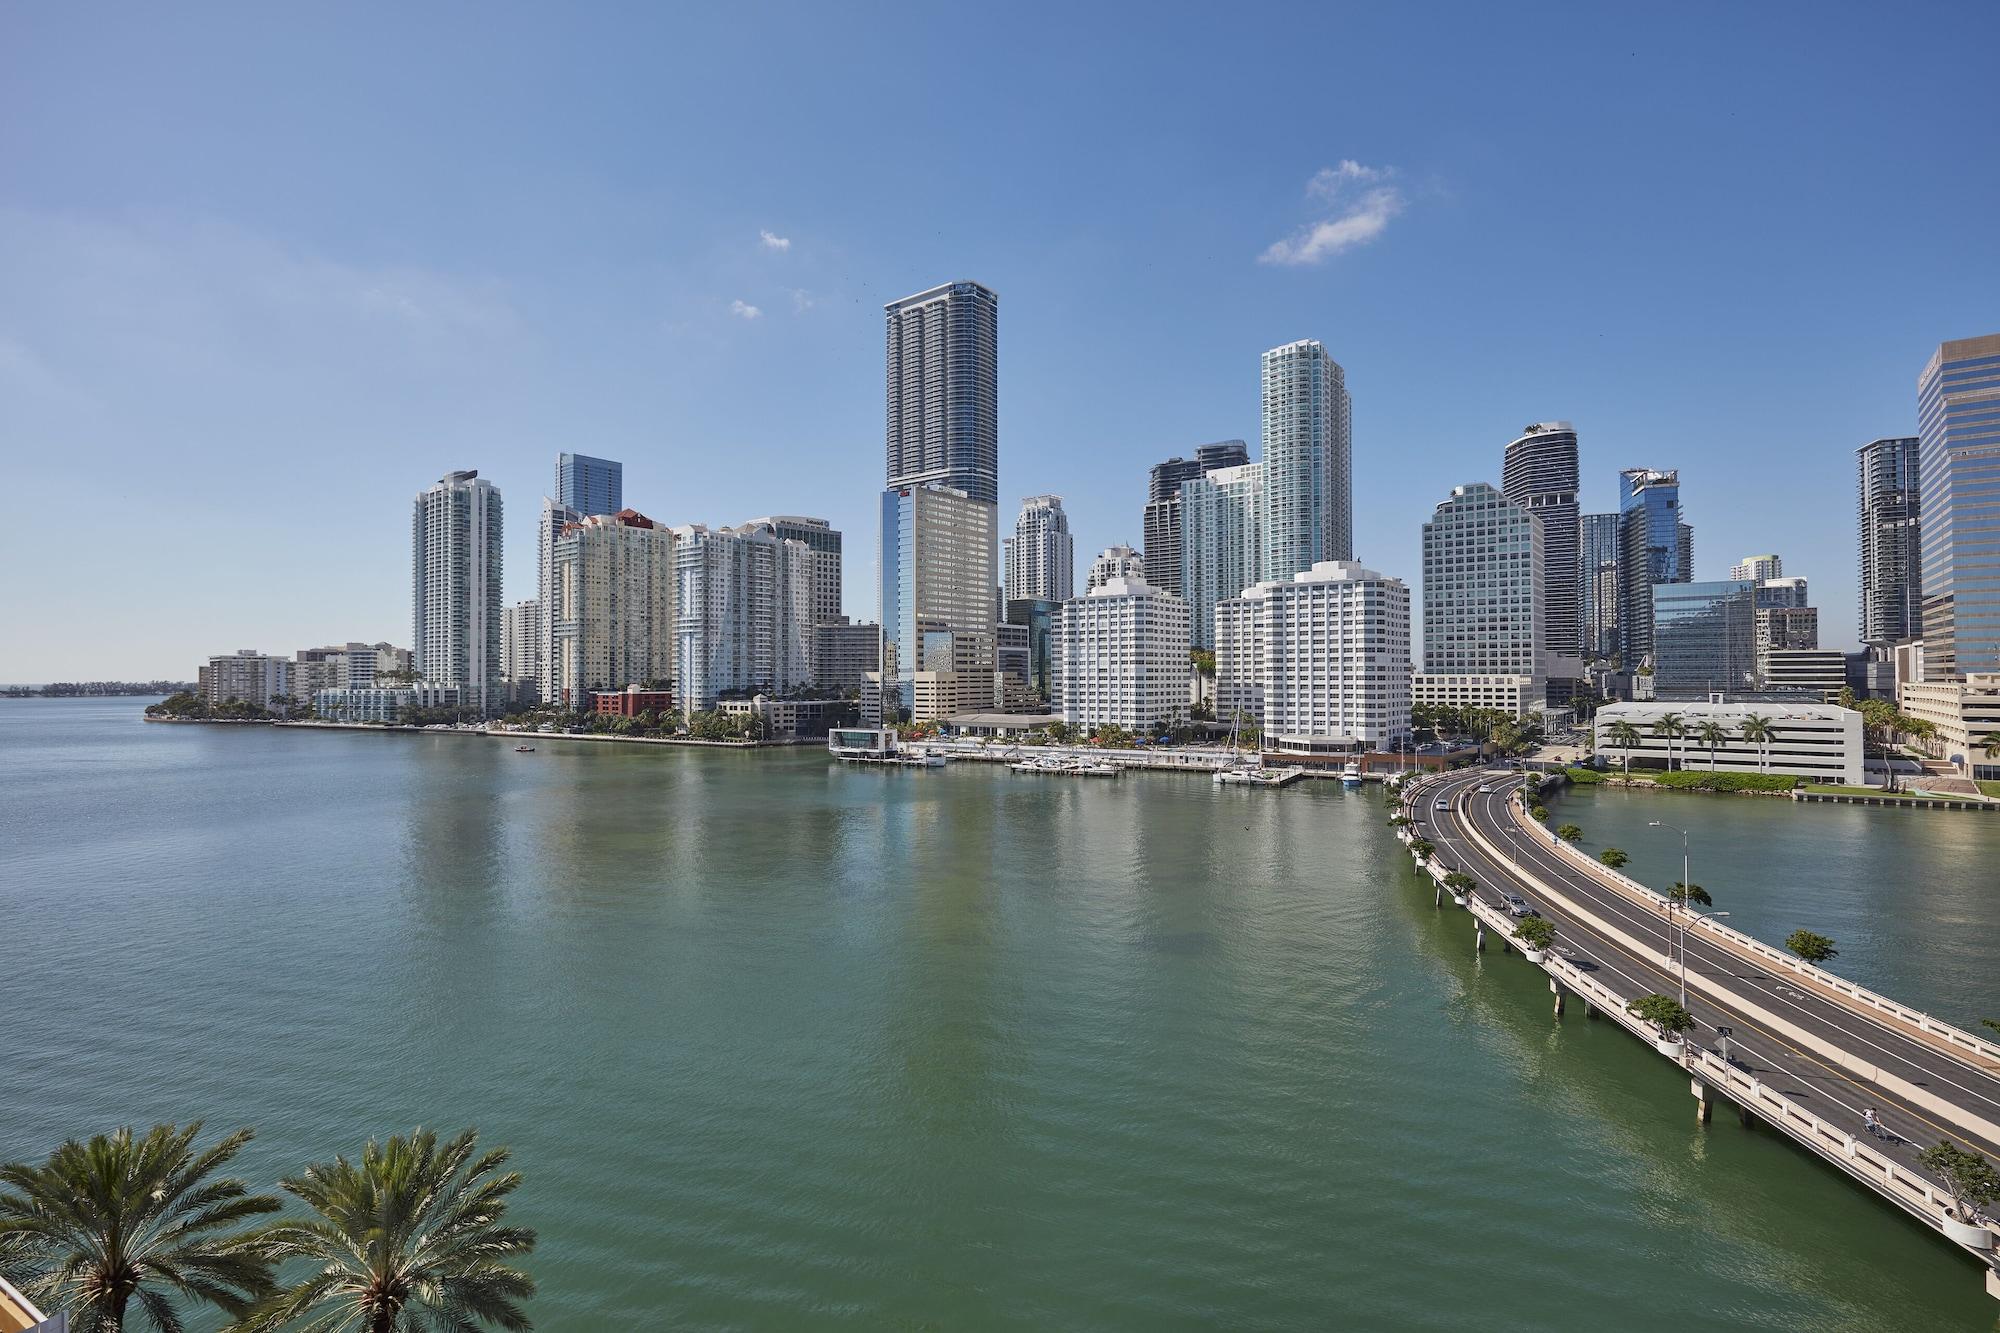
[[1514, 916, 1556, 951], [1605, 720, 1642, 774], [1529, 803, 1550, 822], [1785, 929, 1838, 964], [0, 1122, 278, 1332], [236, 1128, 535, 1333], [1916, 1141, 2000, 1223], [1694, 720, 1731, 771], [1190, 648, 1215, 676], [1556, 823, 1583, 843], [1738, 713, 1776, 774], [1983, 1018, 2000, 1039], [1651, 712, 1688, 772], [1407, 838, 1436, 865], [1386, 813, 1411, 829], [1668, 881, 1713, 908], [1441, 871, 1477, 897], [1599, 847, 1630, 869], [1627, 993, 1694, 1040]]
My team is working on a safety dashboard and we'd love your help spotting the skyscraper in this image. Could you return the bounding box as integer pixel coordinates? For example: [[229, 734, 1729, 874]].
[[1730, 553, 1783, 583], [1141, 440, 1249, 599], [412, 470, 503, 713], [1004, 495, 1074, 602], [1616, 468, 1689, 665], [549, 511, 676, 708], [1216, 561, 1410, 750], [1052, 573, 1191, 732], [1179, 463, 1264, 649], [1085, 544, 1146, 593], [1260, 340, 1351, 581], [742, 515, 842, 628], [1917, 333, 2000, 679], [555, 452, 623, 516], [880, 282, 999, 721], [1420, 483, 1542, 677], [1581, 512, 1621, 661], [501, 599, 540, 684], [885, 281, 999, 504], [536, 497, 582, 703], [672, 524, 814, 713], [1856, 436, 1922, 648], [1501, 422, 1580, 657]]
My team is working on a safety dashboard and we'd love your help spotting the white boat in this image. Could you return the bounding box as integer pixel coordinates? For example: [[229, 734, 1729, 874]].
[[1341, 762, 1363, 788], [1076, 762, 1121, 777], [1215, 765, 1303, 788]]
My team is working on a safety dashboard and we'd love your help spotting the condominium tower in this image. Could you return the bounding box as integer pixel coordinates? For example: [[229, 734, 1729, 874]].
[[1730, 554, 1783, 583], [412, 470, 503, 712], [1004, 495, 1074, 602], [885, 281, 999, 504], [1216, 561, 1410, 751], [743, 515, 842, 628], [1501, 422, 1580, 657], [1085, 544, 1145, 593], [1260, 340, 1352, 581], [1179, 463, 1264, 649], [1917, 333, 2000, 679], [549, 511, 676, 708], [1051, 574, 1191, 731], [1856, 436, 1922, 648], [1416, 484, 1543, 716], [672, 524, 813, 712], [1581, 512, 1621, 660], [878, 483, 997, 720], [1141, 440, 1249, 600]]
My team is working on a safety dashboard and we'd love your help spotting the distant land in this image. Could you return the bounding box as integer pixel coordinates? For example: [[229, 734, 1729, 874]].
[[1, 681, 192, 697]]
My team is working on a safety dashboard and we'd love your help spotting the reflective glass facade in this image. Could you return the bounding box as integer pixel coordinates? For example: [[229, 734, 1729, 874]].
[[1917, 334, 2000, 678], [1617, 469, 1688, 664], [1651, 579, 1756, 694], [1581, 512, 1621, 660], [1502, 423, 1580, 657], [555, 452, 623, 517], [1856, 436, 1921, 648]]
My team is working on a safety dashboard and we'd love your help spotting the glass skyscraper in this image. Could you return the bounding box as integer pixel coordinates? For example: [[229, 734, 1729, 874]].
[[1501, 422, 1580, 658], [1141, 440, 1249, 601], [1259, 340, 1351, 581], [884, 281, 999, 504], [1581, 512, 1621, 661], [1856, 436, 1922, 649], [1652, 580, 1756, 694], [1916, 333, 2000, 679], [1617, 468, 1689, 665], [555, 452, 623, 517]]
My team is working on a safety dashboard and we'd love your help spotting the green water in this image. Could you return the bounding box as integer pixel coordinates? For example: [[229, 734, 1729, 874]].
[[3, 699, 1997, 1330]]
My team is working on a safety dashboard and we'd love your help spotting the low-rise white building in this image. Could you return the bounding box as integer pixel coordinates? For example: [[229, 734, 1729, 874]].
[[1052, 574, 1190, 731], [314, 684, 464, 724], [1593, 698, 1864, 785], [1899, 673, 2000, 780], [1216, 560, 1411, 752], [1412, 673, 1541, 718]]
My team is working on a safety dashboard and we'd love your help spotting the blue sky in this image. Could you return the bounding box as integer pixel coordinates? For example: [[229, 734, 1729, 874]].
[[3, 3, 1996, 680]]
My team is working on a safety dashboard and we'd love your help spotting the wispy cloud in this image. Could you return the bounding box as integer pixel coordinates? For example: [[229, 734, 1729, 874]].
[[730, 298, 762, 320], [789, 288, 814, 313], [1259, 161, 1406, 266], [758, 229, 790, 252]]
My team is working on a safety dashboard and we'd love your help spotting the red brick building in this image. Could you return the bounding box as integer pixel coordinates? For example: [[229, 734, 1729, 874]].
[[591, 686, 675, 716]]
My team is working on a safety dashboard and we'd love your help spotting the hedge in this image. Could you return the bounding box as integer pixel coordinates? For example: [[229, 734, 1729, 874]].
[[1562, 766, 1795, 793]]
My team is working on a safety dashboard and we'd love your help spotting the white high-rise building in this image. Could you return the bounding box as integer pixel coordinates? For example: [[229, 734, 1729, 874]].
[[1731, 553, 1784, 583], [1260, 339, 1352, 581], [501, 600, 540, 685], [1179, 463, 1264, 649], [1004, 495, 1074, 602], [1415, 483, 1545, 717], [413, 470, 503, 713], [1084, 544, 1145, 593], [197, 649, 294, 710], [1216, 561, 1410, 752], [673, 524, 813, 713], [549, 512, 676, 708], [1052, 574, 1190, 731], [741, 516, 841, 628], [536, 497, 582, 703]]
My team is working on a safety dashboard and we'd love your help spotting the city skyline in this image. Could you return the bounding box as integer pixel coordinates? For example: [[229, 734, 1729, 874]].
[[5, 7, 1999, 679]]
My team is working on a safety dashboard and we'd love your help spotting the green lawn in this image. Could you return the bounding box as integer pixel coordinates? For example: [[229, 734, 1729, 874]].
[[1978, 781, 2000, 799]]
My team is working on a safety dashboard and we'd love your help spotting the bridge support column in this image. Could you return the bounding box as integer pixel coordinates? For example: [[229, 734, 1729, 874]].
[[1737, 1103, 1755, 1129], [1474, 921, 1485, 953], [1985, 1265, 1999, 1303], [1550, 979, 1564, 1017], [1434, 883, 1443, 909], [1691, 1079, 1712, 1126]]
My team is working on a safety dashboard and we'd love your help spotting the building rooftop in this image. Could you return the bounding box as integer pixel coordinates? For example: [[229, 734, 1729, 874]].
[[0, 1272, 50, 1333]]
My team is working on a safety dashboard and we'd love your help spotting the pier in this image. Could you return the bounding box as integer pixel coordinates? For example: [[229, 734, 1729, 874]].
[[1400, 768, 2000, 1301]]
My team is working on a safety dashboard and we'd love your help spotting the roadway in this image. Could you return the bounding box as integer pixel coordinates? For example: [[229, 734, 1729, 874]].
[[1407, 769, 2000, 1186]]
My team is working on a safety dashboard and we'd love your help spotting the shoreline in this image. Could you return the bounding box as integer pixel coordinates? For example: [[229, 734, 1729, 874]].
[[144, 714, 785, 748]]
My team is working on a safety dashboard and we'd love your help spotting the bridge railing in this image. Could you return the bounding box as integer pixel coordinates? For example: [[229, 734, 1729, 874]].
[[1501, 787, 2000, 1067]]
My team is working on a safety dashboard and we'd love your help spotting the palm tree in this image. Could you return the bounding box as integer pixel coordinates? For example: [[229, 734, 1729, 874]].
[[1738, 713, 1775, 773], [1651, 712, 1687, 772], [0, 1123, 278, 1333], [1605, 720, 1642, 775], [236, 1127, 535, 1333], [1695, 720, 1731, 771]]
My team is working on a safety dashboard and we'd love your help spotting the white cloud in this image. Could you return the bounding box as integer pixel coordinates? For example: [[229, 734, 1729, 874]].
[[1260, 162, 1406, 266], [789, 288, 814, 312], [730, 298, 763, 319], [759, 229, 790, 252]]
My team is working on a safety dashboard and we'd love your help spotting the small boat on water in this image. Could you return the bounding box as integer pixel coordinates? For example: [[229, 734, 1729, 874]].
[[1214, 765, 1304, 788], [1011, 755, 1120, 777], [1341, 761, 1363, 788], [514, 745, 536, 753]]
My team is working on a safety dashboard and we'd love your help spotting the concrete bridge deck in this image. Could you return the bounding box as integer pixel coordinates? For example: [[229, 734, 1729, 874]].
[[1400, 768, 2000, 1301]]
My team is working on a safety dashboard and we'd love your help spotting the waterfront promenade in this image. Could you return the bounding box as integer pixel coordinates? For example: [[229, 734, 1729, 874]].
[[1403, 768, 2000, 1300]]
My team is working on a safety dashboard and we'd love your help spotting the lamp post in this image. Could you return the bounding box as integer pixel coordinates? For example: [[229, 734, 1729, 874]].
[[1676, 910, 1730, 1007], [1649, 818, 1692, 997]]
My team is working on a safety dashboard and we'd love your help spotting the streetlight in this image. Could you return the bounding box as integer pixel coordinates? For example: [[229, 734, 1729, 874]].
[[1649, 818, 1693, 998], [1676, 910, 1730, 1007]]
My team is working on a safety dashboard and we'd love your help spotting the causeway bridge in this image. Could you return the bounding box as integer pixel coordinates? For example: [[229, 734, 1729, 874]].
[[1398, 768, 2000, 1303]]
